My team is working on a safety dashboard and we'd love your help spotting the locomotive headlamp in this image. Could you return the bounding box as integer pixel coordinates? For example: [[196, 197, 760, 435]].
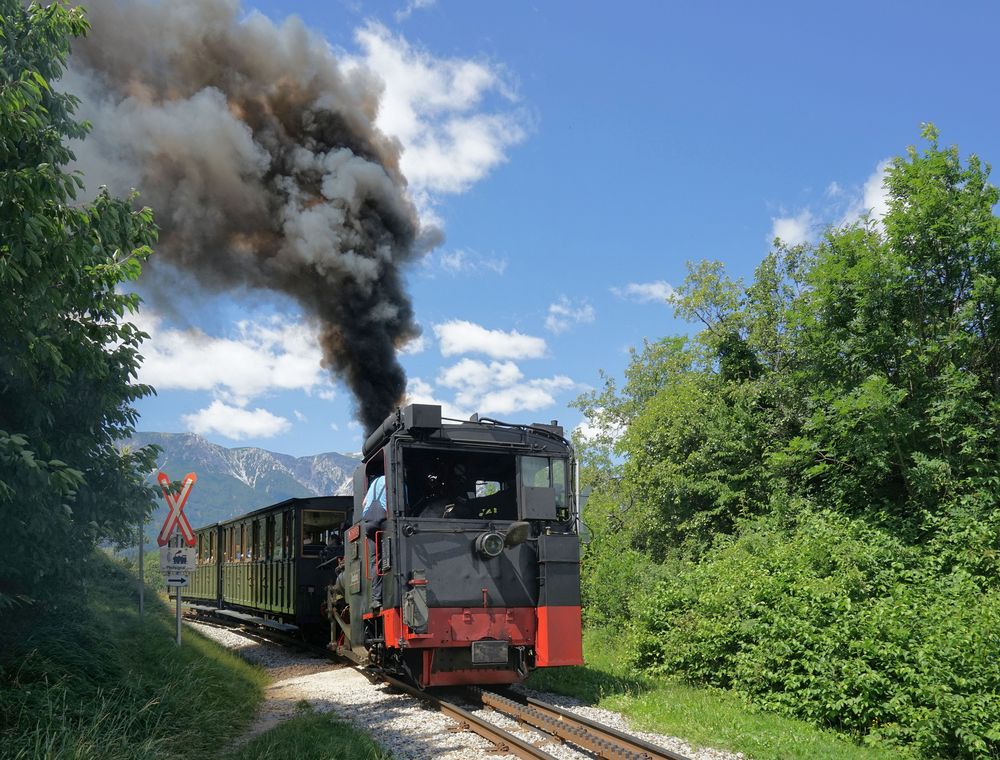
[[476, 531, 505, 558]]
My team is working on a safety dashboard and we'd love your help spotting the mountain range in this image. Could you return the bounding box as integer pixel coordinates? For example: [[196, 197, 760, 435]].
[[126, 432, 358, 536]]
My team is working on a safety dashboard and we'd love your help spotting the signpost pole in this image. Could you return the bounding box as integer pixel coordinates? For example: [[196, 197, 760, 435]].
[[138, 522, 144, 618], [176, 580, 182, 646]]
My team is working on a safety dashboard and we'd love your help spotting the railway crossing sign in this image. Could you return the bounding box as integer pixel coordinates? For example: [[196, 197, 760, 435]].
[[157, 471, 197, 546]]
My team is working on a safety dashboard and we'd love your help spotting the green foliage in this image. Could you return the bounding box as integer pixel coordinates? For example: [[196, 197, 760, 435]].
[[0, 2, 159, 606], [0, 555, 266, 759], [629, 509, 1000, 757], [577, 128, 1000, 758]]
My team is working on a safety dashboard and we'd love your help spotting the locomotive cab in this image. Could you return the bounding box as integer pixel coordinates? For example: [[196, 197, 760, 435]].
[[339, 404, 583, 687]]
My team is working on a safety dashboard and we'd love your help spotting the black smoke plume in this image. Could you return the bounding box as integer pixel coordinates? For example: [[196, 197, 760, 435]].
[[68, 0, 441, 431]]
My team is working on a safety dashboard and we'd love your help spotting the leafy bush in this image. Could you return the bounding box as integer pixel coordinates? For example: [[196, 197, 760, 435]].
[[628, 509, 1000, 757]]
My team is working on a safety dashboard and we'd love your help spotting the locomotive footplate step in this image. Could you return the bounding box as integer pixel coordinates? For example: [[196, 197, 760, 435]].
[[215, 608, 299, 633]]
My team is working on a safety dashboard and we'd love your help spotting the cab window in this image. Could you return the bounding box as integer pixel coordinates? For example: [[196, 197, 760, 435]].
[[302, 510, 342, 556], [518, 456, 570, 521]]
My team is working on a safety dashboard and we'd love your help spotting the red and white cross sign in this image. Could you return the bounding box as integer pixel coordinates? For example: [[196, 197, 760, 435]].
[[157, 471, 197, 547]]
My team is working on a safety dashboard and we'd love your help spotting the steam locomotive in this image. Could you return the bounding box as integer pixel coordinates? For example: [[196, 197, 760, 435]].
[[335, 404, 583, 687], [182, 404, 584, 688]]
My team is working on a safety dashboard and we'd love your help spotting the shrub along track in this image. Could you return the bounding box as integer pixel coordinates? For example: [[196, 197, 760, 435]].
[[186, 610, 705, 760]]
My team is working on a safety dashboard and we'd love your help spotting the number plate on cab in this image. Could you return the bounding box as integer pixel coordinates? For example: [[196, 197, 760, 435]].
[[471, 639, 508, 664]]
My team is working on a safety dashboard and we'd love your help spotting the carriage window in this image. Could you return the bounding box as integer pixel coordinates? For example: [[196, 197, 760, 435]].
[[302, 510, 342, 556], [251, 520, 261, 562], [274, 513, 284, 560], [209, 531, 216, 563], [265, 515, 276, 561], [282, 510, 294, 559]]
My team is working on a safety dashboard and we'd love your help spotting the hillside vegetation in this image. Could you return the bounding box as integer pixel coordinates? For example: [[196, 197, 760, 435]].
[[0, 556, 266, 760], [577, 126, 1000, 758]]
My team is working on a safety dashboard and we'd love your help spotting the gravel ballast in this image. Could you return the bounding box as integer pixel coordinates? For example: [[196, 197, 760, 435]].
[[188, 620, 745, 760]]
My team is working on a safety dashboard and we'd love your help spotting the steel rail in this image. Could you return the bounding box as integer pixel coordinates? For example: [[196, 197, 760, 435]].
[[472, 688, 692, 760], [380, 675, 560, 760]]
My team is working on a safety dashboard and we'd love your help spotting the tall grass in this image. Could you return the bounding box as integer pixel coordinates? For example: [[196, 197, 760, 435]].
[[0, 555, 266, 760]]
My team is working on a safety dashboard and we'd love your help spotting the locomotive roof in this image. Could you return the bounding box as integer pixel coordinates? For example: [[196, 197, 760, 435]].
[[362, 404, 572, 462]]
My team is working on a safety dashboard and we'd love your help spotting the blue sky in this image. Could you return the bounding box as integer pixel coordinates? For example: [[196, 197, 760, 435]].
[[118, 0, 1000, 456]]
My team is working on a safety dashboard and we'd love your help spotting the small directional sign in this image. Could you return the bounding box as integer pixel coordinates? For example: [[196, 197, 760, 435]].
[[165, 577, 189, 588], [157, 471, 197, 547]]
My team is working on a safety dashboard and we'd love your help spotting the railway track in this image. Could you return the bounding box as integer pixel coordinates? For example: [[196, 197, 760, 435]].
[[184, 607, 692, 760], [470, 687, 690, 760]]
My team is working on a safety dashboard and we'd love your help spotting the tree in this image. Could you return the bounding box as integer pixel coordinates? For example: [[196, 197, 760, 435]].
[[577, 128, 1000, 755], [0, 1, 158, 606], [579, 125, 1000, 553]]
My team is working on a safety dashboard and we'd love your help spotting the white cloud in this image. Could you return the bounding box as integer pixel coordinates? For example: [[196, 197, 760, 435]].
[[477, 375, 577, 416], [395, 0, 436, 21], [840, 159, 892, 227], [433, 358, 578, 417], [182, 401, 290, 440], [574, 409, 626, 444], [293, 409, 307, 422], [432, 248, 508, 276], [611, 281, 675, 304], [329, 422, 340, 431], [437, 358, 522, 404], [770, 209, 815, 246], [400, 333, 428, 355], [345, 23, 527, 198], [545, 296, 595, 334], [133, 311, 329, 403], [406, 377, 472, 421], [433, 320, 547, 359]]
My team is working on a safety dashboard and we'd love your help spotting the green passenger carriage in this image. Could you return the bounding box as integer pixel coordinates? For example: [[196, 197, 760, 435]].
[[180, 495, 352, 630]]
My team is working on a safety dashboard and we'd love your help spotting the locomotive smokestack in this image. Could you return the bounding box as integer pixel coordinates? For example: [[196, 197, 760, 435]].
[[67, 0, 441, 430]]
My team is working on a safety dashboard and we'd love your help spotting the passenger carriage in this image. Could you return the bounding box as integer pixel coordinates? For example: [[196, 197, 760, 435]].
[[180, 495, 352, 630]]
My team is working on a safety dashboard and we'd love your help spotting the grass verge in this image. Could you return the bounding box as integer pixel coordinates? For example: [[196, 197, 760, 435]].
[[224, 704, 389, 760], [526, 628, 910, 760], [0, 554, 267, 760]]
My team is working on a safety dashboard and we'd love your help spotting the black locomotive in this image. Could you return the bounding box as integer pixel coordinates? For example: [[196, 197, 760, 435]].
[[181, 404, 584, 687]]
